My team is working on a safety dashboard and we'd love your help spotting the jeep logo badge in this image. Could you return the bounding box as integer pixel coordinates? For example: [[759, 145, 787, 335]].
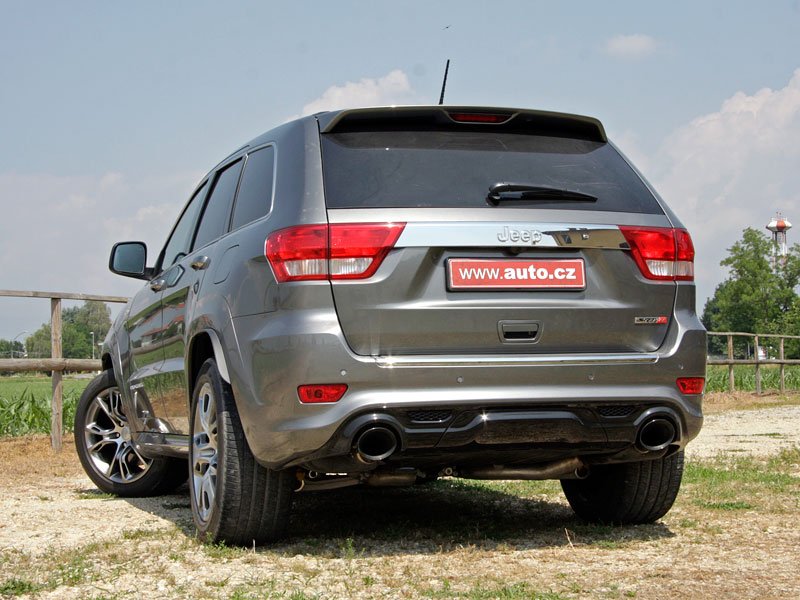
[[497, 226, 543, 245]]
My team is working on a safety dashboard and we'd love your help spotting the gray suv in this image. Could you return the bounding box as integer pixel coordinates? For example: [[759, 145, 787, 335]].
[[74, 106, 706, 545]]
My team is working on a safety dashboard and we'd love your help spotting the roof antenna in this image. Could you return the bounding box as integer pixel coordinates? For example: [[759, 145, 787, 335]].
[[438, 59, 450, 105]]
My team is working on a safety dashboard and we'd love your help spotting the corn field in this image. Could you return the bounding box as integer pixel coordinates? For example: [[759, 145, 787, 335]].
[[0, 377, 88, 437], [705, 364, 800, 393]]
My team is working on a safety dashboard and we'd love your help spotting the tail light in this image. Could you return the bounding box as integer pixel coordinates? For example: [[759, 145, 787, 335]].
[[676, 377, 705, 394], [297, 384, 348, 403], [619, 226, 695, 281], [266, 223, 405, 282]]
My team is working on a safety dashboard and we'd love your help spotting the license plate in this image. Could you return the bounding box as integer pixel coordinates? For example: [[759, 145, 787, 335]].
[[447, 258, 586, 290]]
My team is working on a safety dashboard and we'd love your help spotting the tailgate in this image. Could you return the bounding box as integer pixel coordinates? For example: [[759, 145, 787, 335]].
[[318, 107, 681, 357], [326, 214, 676, 355]]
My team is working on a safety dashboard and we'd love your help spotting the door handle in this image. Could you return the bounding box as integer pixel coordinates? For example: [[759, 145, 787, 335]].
[[191, 256, 210, 271], [149, 278, 166, 292], [498, 320, 541, 343]]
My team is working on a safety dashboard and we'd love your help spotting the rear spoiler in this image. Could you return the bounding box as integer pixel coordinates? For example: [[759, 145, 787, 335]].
[[317, 106, 607, 143]]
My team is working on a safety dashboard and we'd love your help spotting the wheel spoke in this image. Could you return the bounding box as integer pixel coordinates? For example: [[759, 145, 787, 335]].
[[105, 444, 123, 478], [118, 443, 146, 480], [93, 395, 115, 422], [88, 437, 116, 453], [85, 420, 114, 437], [108, 390, 127, 425]]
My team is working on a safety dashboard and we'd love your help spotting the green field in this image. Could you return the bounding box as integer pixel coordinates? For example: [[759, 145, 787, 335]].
[[0, 375, 91, 436], [705, 364, 800, 393]]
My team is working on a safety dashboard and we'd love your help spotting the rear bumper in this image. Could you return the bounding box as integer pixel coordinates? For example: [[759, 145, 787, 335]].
[[228, 303, 706, 471], [301, 403, 696, 473]]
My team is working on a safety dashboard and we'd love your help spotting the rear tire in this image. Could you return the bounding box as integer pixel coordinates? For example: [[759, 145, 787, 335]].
[[561, 451, 684, 524], [189, 359, 293, 545], [74, 370, 186, 497]]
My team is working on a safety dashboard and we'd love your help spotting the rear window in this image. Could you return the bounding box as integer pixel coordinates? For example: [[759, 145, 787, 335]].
[[320, 130, 662, 214]]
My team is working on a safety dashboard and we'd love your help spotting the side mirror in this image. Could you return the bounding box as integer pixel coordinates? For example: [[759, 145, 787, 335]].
[[109, 242, 152, 280]]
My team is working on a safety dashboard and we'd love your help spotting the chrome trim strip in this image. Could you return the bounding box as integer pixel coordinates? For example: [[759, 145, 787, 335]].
[[375, 353, 659, 368], [394, 221, 624, 249], [326, 207, 673, 228]]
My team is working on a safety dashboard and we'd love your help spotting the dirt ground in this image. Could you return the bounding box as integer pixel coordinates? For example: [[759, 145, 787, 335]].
[[1, 401, 798, 599]]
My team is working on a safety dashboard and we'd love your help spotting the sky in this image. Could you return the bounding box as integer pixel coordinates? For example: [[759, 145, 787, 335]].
[[1, 0, 800, 341]]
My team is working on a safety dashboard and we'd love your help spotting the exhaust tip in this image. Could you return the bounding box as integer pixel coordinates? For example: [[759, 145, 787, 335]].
[[355, 426, 398, 462], [637, 418, 677, 452]]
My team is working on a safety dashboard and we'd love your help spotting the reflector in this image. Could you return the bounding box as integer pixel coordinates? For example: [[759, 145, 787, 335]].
[[297, 384, 348, 403], [676, 377, 705, 394]]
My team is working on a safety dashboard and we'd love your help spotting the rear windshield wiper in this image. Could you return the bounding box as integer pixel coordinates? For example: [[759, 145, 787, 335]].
[[487, 182, 598, 206]]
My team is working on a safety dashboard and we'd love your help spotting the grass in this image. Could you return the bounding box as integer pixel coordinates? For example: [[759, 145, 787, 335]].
[[0, 578, 41, 596], [0, 375, 91, 436], [682, 447, 800, 513], [423, 580, 567, 599]]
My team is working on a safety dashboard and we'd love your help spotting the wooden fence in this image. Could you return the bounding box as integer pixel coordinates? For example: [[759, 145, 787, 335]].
[[0, 290, 128, 451], [706, 331, 800, 394]]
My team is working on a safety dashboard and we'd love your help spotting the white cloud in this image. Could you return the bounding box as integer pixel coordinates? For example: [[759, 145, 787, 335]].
[[650, 68, 800, 308], [298, 69, 417, 117], [0, 170, 201, 339], [604, 34, 657, 60]]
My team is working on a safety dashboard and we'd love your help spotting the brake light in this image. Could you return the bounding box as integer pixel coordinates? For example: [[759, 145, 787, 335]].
[[297, 384, 348, 403], [619, 226, 695, 281], [676, 377, 705, 394], [266, 223, 405, 282], [448, 112, 512, 124]]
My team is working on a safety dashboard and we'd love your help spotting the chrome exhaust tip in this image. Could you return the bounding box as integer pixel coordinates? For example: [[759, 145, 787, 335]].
[[636, 418, 677, 452], [354, 426, 398, 463]]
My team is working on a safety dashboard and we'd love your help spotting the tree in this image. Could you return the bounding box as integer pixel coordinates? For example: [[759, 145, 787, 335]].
[[63, 301, 112, 341], [702, 227, 800, 357], [0, 339, 24, 358], [24, 301, 112, 359]]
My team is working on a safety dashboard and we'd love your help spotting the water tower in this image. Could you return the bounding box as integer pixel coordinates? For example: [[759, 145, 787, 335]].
[[766, 212, 792, 266]]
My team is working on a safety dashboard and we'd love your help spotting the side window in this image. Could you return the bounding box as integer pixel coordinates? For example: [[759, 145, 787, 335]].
[[193, 159, 243, 250], [160, 181, 208, 271], [231, 146, 275, 230]]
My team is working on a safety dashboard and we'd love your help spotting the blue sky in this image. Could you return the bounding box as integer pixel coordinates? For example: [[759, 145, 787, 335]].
[[1, 1, 800, 339]]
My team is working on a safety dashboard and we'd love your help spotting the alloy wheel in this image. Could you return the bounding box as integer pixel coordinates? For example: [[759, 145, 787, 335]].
[[191, 382, 218, 523], [83, 387, 151, 483]]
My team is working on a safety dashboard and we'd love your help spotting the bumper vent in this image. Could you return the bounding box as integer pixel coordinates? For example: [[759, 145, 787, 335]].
[[407, 410, 453, 423], [596, 405, 636, 418]]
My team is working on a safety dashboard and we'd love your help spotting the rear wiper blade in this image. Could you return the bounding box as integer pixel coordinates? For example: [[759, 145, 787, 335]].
[[487, 182, 597, 206]]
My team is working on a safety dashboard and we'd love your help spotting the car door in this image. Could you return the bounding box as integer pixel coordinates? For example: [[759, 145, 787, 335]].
[[157, 158, 244, 433], [125, 180, 208, 432], [122, 279, 168, 431]]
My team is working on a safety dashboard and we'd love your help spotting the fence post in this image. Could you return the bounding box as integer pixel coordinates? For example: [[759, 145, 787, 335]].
[[50, 298, 62, 452], [780, 337, 786, 394], [754, 334, 761, 395], [727, 334, 734, 392]]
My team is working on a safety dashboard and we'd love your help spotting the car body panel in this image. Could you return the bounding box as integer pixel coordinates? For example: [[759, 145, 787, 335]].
[[95, 105, 705, 476]]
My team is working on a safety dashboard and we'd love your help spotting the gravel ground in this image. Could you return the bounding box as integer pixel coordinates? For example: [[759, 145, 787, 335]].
[[1, 403, 798, 599], [686, 404, 800, 458]]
